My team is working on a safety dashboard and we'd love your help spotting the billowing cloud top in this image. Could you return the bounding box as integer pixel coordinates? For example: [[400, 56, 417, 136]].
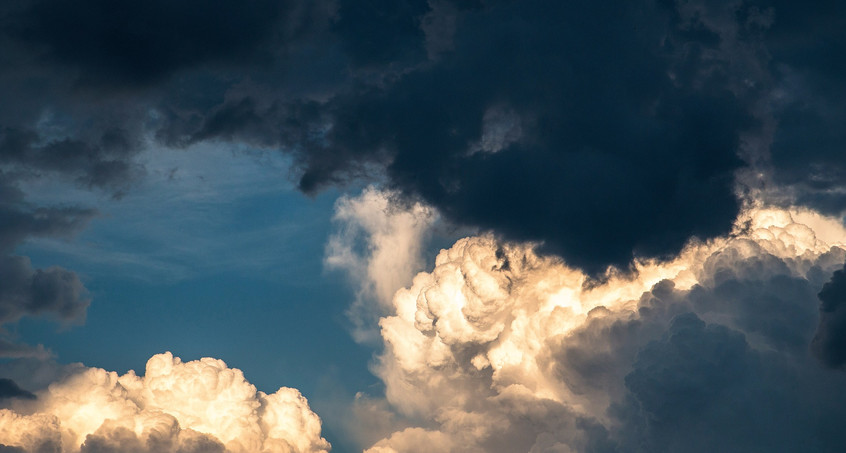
[[346, 201, 846, 452], [0, 352, 330, 453]]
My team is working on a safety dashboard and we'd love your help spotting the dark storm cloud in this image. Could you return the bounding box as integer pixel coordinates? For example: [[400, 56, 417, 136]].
[[7, 0, 286, 87], [0, 0, 336, 193], [760, 1, 846, 214], [812, 262, 846, 368], [289, 0, 763, 272], [1, 0, 841, 273], [287, 0, 844, 272]]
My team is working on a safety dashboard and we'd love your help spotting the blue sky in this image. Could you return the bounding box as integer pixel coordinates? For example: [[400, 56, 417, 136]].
[[13, 144, 382, 450]]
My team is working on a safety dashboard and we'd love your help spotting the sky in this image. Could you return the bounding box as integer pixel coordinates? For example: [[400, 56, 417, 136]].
[[0, 1, 845, 452]]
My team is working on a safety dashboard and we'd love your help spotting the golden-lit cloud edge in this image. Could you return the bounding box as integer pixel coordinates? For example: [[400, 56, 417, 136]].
[[330, 190, 846, 452], [0, 352, 329, 453]]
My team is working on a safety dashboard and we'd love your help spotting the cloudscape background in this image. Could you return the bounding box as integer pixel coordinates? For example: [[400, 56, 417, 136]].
[[0, 0, 845, 452]]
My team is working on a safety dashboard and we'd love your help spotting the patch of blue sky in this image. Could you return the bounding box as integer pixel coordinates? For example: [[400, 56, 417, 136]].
[[12, 142, 378, 452]]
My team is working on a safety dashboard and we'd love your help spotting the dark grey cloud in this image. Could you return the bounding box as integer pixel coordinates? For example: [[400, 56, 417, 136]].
[[7, 0, 286, 87], [549, 244, 846, 452], [0, 357, 85, 393], [1, 0, 842, 273], [359, 219, 846, 451], [0, 180, 95, 252], [614, 312, 835, 453], [0, 440, 58, 453], [812, 262, 846, 368], [0, 0, 340, 359], [79, 426, 226, 453], [285, 0, 844, 271], [0, 177, 94, 357], [287, 0, 762, 272], [0, 0, 336, 194], [621, 314, 754, 452], [0, 127, 144, 195], [759, 1, 846, 214], [0, 378, 35, 400], [0, 255, 90, 325], [0, 446, 28, 453]]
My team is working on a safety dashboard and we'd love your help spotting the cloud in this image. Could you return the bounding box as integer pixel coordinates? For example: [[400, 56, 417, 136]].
[[0, 178, 94, 357], [761, 1, 846, 214], [812, 262, 846, 368], [0, 255, 89, 326], [7, 0, 287, 87], [293, 0, 760, 273], [0, 3, 841, 451], [1, 0, 843, 274], [0, 0, 337, 199], [0, 380, 34, 401], [357, 204, 846, 451], [325, 187, 437, 343], [282, 0, 845, 272], [0, 352, 330, 453]]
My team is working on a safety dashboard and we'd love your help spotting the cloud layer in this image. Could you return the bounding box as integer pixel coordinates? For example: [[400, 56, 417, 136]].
[[356, 204, 846, 452], [2, 0, 843, 273], [0, 352, 329, 453], [1, 1, 845, 451]]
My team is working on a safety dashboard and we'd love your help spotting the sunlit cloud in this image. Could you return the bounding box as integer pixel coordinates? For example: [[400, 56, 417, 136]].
[[332, 194, 846, 452], [325, 186, 437, 343], [0, 352, 329, 453]]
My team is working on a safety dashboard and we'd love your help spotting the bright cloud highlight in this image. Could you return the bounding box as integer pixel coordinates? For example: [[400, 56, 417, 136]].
[[0, 352, 329, 453], [325, 186, 437, 343], [343, 196, 846, 452]]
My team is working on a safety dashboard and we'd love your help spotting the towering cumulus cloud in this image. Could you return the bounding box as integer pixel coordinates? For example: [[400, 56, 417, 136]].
[[0, 352, 329, 453], [357, 203, 846, 452]]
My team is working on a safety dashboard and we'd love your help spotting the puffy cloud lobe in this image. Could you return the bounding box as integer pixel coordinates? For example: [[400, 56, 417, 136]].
[[0, 352, 330, 453], [364, 206, 846, 451], [0, 412, 61, 453], [0, 256, 89, 327]]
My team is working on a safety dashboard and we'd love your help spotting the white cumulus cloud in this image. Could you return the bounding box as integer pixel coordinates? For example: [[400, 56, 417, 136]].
[[0, 352, 329, 453], [357, 204, 846, 452]]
